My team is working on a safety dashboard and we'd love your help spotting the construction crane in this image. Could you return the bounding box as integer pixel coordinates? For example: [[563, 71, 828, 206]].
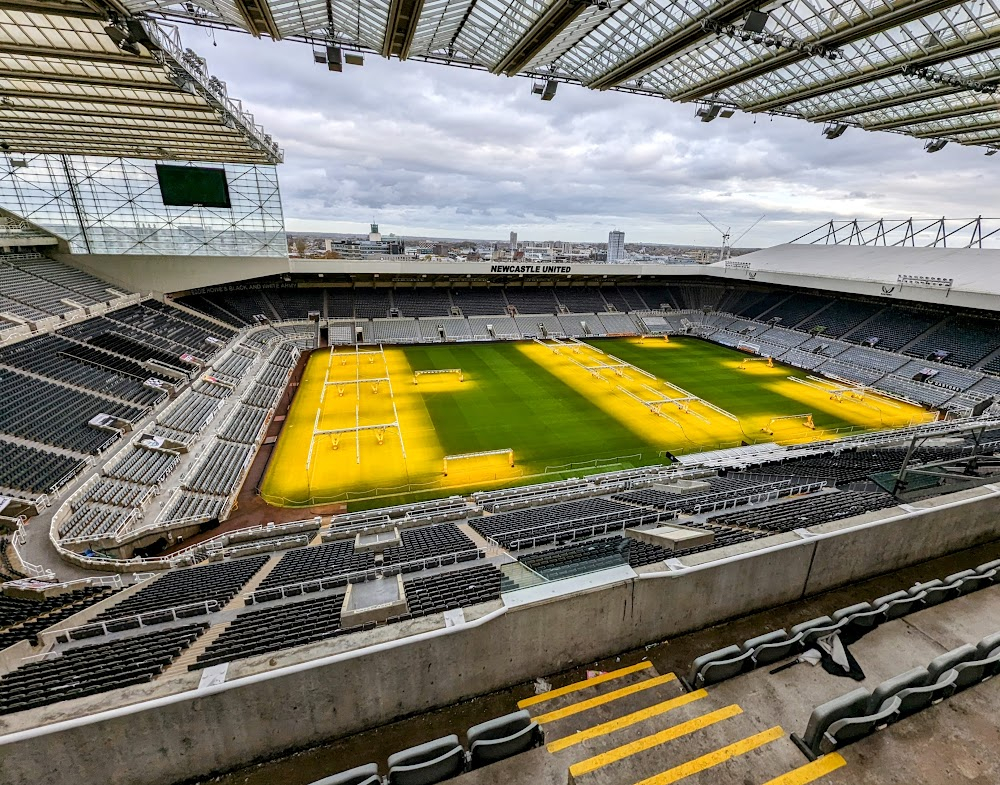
[[698, 213, 765, 261]]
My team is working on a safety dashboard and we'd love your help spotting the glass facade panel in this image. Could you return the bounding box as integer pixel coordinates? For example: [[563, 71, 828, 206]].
[[0, 154, 287, 257]]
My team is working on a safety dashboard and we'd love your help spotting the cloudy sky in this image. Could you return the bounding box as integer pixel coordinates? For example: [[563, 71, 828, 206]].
[[197, 27, 999, 247]]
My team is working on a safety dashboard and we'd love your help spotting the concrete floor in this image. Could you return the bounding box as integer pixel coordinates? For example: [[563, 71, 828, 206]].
[[197, 540, 1000, 785]]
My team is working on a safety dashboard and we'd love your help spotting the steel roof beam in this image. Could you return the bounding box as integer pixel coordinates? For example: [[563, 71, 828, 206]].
[[669, 0, 960, 102], [0, 42, 156, 66], [0, 68, 174, 90], [492, 0, 587, 76], [746, 33, 1000, 114], [0, 1, 103, 19], [0, 99, 216, 119], [913, 117, 1000, 138], [808, 83, 961, 122], [0, 87, 205, 111], [866, 101, 1000, 130], [0, 117, 241, 135], [233, 0, 281, 39], [589, 0, 761, 90], [383, 0, 425, 59]]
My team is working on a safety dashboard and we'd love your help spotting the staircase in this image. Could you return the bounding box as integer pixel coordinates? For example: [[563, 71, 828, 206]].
[[162, 553, 285, 675], [499, 661, 848, 785]]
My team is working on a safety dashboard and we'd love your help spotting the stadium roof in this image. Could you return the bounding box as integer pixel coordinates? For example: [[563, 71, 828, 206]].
[[734, 242, 1000, 297], [0, 3, 281, 163], [126, 0, 1000, 153]]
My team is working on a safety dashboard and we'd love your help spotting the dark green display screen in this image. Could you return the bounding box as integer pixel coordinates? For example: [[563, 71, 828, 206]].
[[156, 164, 232, 209]]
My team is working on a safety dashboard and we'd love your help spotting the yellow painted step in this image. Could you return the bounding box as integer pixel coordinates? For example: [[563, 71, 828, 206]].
[[570, 705, 742, 778], [632, 726, 785, 785], [519, 661, 654, 709], [536, 674, 677, 725], [548, 689, 708, 753], [760, 754, 847, 785]]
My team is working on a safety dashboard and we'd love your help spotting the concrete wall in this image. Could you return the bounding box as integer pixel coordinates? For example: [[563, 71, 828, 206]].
[[53, 253, 290, 294], [2, 487, 999, 785]]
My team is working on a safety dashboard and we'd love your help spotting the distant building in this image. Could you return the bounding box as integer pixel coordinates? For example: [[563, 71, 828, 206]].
[[322, 224, 405, 259], [509, 231, 518, 250], [607, 230, 625, 264]]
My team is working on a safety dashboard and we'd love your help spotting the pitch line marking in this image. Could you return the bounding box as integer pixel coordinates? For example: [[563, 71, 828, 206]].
[[534, 674, 678, 724], [759, 753, 847, 785], [631, 725, 785, 785], [517, 661, 653, 709], [546, 689, 708, 753], [568, 704, 743, 778]]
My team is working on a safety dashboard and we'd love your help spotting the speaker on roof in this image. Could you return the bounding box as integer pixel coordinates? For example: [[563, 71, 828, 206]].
[[327, 45, 343, 72], [743, 10, 769, 33]]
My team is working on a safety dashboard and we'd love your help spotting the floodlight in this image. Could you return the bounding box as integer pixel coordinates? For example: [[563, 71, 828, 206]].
[[532, 80, 558, 100], [822, 122, 847, 139], [696, 103, 721, 122], [986, 149, 999, 156], [924, 139, 948, 153]]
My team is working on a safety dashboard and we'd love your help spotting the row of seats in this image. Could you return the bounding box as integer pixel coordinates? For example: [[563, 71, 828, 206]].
[[687, 556, 1000, 689], [0, 335, 167, 407], [0, 367, 143, 454], [798, 629, 1000, 757], [310, 711, 542, 785], [93, 557, 267, 621], [0, 439, 84, 495], [707, 490, 897, 534], [0, 623, 207, 716], [0, 587, 119, 653]]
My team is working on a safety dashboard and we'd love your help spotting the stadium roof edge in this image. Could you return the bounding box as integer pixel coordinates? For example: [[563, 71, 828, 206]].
[[52, 248, 1000, 313]]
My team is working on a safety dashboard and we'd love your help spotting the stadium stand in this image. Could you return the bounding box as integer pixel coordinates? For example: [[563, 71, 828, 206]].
[[0, 440, 85, 496], [91, 557, 267, 621], [0, 623, 207, 716]]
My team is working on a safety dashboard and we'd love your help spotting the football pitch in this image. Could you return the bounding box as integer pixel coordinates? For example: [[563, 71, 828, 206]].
[[259, 337, 934, 508]]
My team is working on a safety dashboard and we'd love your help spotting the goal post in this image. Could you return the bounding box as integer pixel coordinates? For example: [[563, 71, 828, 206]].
[[762, 413, 815, 435], [443, 448, 514, 476], [740, 356, 774, 368], [414, 368, 464, 384]]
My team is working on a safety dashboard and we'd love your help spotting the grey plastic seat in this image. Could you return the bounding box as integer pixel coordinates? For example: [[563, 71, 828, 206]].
[[799, 687, 870, 757], [908, 579, 953, 606], [870, 668, 928, 712], [307, 763, 380, 785], [688, 644, 741, 688], [749, 630, 802, 667], [976, 632, 1000, 659], [927, 644, 977, 682], [792, 616, 847, 647], [822, 696, 900, 753], [944, 569, 990, 595], [975, 558, 1000, 575], [895, 669, 958, 714], [387, 735, 465, 785], [945, 656, 998, 692], [741, 629, 786, 653], [831, 601, 882, 632], [467, 710, 543, 769], [874, 590, 924, 620], [695, 646, 753, 687]]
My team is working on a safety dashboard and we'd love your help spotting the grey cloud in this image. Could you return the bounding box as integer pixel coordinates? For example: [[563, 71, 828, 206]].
[[199, 29, 1000, 246]]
